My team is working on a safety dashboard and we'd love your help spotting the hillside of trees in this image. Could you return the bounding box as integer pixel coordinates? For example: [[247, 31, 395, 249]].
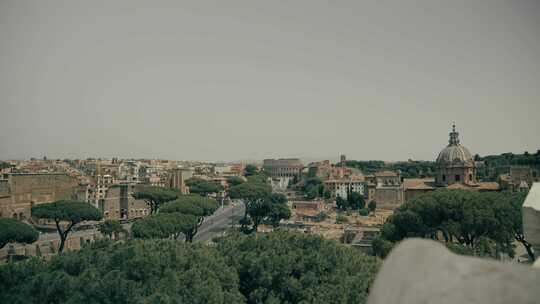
[[344, 160, 436, 178], [344, 150, 539, 181], [475, 151, 540, 181], [0, 231, 379, 304]]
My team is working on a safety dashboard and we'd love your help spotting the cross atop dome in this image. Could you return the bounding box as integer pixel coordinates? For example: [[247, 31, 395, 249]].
[[449, 123, 460, 146]]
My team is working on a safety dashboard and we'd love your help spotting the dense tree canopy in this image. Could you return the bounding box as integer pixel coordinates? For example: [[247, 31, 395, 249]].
[[244, 193, 291, 231], [160, 195, 219, 218], [345, 160, 436, 178], [0, 218, 39, 249], [244, 164, 259, 176], [0, 161, 13, 170], [32, 201, 102, 253], [266, 200, 292, 227], [0, 240, 244, 304], [97, 220, 125, 240], [132, 213, 199, 241], [215, 231, 379, 304], [373, 189, 529, 260], [185, 178, 223, 196], [337, 191, 366, 211], [0, 231, 379, 304], [160, 195, 220, 241], [132, 186, 179, 214], [245, 173, 269, 185], [475, 151, 540, 181], [227, 176, 245, 187], [300, 177, 324, 200], [228, 182, 289, 233], [228, 182, 272, 203]]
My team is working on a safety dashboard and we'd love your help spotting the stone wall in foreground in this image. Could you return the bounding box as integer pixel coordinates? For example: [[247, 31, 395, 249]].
[[367, 239, 540, 304]]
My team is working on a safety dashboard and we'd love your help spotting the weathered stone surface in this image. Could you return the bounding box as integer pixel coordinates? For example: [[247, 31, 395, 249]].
[[367, 239, 540, 304], [523, 182, 540, 254]]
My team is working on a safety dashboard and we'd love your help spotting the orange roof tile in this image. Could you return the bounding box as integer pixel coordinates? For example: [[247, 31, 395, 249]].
[[403, 178, 436, 190], [374, 170, 398, 177]]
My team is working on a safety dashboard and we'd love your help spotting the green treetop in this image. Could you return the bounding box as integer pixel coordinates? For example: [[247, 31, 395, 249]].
[[97, 219, 125, 240], [160, 195, 220, 241], [132, 186, 179, 214], [32, 200, 102, 253], [185, 178, 223, 196], [0, 218, 39, 250], [131, 213, 199, 241]]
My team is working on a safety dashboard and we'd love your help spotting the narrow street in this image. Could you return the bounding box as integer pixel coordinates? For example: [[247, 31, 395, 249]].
[[195, 202, 245, 242]]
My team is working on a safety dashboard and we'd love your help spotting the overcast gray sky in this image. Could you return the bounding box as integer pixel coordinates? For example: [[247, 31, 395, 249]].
[[1, 0, 539, 162]]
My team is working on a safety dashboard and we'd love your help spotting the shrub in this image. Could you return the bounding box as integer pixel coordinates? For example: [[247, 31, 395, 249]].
[[358, 208, 370, 216], [336, 214, 348, 224]]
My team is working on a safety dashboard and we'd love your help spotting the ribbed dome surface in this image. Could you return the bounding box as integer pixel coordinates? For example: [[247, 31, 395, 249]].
[[436, 144, 474, 167], [436, 124, 475, 167]]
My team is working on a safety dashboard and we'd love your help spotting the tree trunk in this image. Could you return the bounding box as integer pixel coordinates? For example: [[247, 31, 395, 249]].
[[58, 234, 66, 253], [146, 200, 157, 214], [56, 220, 75, 253], [516, 234, 535, 262], [185, 232, 194, 242], [523, 242, 535, 262], [437, 228, 449, 243], [252, 218, 260, 233]]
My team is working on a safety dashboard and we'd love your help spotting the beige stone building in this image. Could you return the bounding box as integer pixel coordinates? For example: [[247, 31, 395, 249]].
[[324, 177, 366, 200], [0, 173, 80, 220], [169, 168, 193, 194], [263, 158, 303, 178], [365, 171, 404, 208], [307, 157, 362, 181], [403, 178, 436, 202], [101, 184, 150, 220], [499, 166, 540, 192]]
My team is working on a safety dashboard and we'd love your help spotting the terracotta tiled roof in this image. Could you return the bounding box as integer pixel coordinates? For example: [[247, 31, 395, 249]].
[[446, 183, 470, 189], [476, 182, 500, 191], [374, 170, 398, 177], [403, 178, 436, 190], [446, 182, 500, 191]]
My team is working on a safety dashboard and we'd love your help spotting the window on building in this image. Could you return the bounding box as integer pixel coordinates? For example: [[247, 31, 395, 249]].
[[442, 175, 446, 181], [455, 175, 461, 182], [469, 174, 473, 181]]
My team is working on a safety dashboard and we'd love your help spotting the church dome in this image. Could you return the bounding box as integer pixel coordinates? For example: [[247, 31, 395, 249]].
[[436, 124, 474, 167]]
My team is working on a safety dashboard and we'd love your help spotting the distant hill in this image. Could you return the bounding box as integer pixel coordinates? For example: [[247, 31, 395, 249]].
[[345, 160, 436, 178], [475, 150, 540, 181]]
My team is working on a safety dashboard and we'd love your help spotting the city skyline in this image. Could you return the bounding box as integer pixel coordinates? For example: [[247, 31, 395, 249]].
[[2, 123, 537, 164], [2, 2, 540, 302], [1, 1, 539, 161]]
